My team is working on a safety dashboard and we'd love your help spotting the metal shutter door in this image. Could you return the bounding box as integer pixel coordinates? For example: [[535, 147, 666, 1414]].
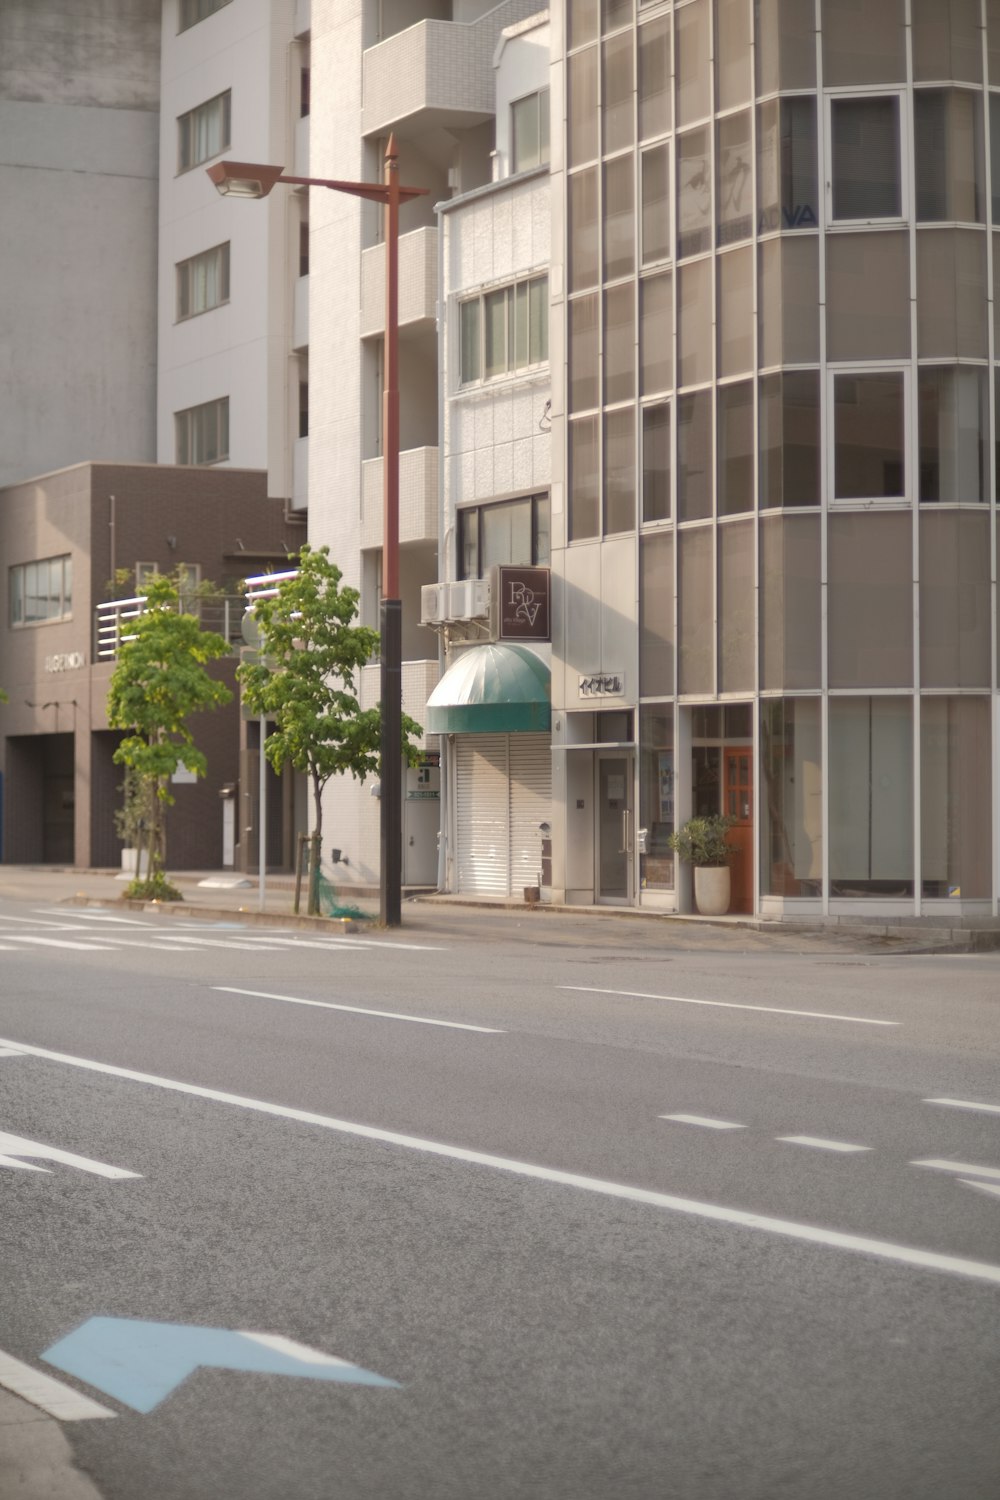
[[455, 735, 510, 895], [508, 735, 551, 894]]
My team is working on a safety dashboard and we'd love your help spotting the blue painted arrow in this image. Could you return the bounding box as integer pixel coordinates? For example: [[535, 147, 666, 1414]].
[[42, 1318, 399, 1414]]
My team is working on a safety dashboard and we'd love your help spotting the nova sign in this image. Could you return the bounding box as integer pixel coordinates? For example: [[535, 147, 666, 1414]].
[[498, 566, 550, 642]]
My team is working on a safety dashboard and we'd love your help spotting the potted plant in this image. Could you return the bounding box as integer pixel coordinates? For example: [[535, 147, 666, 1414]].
[[668, 814, 736, 916]]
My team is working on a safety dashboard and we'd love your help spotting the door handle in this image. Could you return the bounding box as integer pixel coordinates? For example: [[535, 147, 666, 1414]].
[[620, 809, 633, 857]]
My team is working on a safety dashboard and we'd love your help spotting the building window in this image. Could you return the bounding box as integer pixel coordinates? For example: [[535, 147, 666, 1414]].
[[299, 219, 310, 277], [918, 366, 987, 502], [832, 370, 906, 501], [179, 0, 232, 30], [457, 494, 550, 579], [176, 242, 230, 320], [178, 91, 231, 172], [10, 556, 72, 626], [459, 275, 548, 385], [511, 89, 550, 172], [299, 381, 309, 438], [175, 397, 229, 465], [300, 67, 311, 118], [829, 95, 903, 221]]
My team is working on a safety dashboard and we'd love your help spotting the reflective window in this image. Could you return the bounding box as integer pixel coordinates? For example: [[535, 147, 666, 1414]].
[[677, 128, 712, 258], [756, 96, 818, 234], [176, 242, 230, 319], [642, 403, 671, 523], [641, 145, 670, 264], [511, 89, 550, 173], [717, 112, 753, 246], [569, 416, 600, 540], [638, 15, 671, 139], [677, 390, 712, 522], [603, 32, 634, 155], [921, 697, 992, 897], [569, 294, 599, 412], [830, 96, 902, 220], [603, 155, 635, 281], [459, 275, 549, 384], [759, 371, 820, 508], [833, 372, 905, 501], [639, 704, 675, 888], [568, 169, 599, 291], [640, 272, 673, 395], [568, 47, 598, 167], [604, 283, 635, 405], [918, 366, 988, 503], [604, 408, 636, 534], [175, 396, 229, 465], [915, 90, 983, 223], [717, 381, 754, 515], [760, 698, 823, 896], [177, 91, 231, 171], [9, 556, 73, 626], [829, 698, 913, 897]]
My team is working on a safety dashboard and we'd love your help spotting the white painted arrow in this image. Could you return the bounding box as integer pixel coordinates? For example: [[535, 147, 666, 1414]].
[[0, 1131, 140, 1179], [959, 1177, 1000, 1200]]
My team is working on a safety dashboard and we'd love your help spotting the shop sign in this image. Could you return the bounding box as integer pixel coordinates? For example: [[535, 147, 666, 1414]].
[[497, 567, 550, 641], [45, 651, 86, 673], [579, 673, 624, 698], [406, 752, 440, 801]]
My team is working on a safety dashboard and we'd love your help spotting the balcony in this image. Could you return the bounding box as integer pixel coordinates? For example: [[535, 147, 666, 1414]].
[[95, 595, 246, 661], [360, 226, 436, 339], [362, 1, 542, 140], [361, 659, 440, 747], [361, 446, 438, 549], [292, 435, 308, 512], [293, 274, 309, 352]]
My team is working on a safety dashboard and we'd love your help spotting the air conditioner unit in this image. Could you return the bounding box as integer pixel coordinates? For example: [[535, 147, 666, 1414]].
[[420, 583, 447, 625], [446, 577, 490, 621]]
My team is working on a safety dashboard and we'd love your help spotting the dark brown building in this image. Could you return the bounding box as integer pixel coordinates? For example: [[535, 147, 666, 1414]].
[[0, 462, 304, 870]]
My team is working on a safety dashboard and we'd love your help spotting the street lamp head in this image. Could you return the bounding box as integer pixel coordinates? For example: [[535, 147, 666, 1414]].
[[206, 160, 286, 198]]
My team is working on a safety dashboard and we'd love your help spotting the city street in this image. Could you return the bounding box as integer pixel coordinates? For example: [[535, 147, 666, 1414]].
[[0, 890, 998, 1499]]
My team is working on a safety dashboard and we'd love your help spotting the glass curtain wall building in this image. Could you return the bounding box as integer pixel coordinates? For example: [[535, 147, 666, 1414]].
[[550, 0, 997, 918]]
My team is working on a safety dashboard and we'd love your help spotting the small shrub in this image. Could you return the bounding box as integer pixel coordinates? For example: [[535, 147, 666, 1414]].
[[667, 814, 735, 867], [124, 873, 183, 903]]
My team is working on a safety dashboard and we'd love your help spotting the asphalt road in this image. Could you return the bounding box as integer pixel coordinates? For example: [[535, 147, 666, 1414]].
[[0, 894, 998, 1499]]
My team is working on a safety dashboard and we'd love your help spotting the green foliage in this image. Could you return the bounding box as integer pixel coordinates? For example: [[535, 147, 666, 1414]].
[[237, 546, 422, 912], [107, 571, 232, 880], [0, 688, 7, 704], [123, 873, 183, 903], [667, 814, 735, 868]]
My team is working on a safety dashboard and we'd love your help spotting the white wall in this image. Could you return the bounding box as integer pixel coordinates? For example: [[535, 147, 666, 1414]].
[[157, 0, 297, 491]]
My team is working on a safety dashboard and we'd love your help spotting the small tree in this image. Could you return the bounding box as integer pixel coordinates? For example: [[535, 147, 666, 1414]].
[[237, 545, 422, 913], [107, 571, 232, 899]]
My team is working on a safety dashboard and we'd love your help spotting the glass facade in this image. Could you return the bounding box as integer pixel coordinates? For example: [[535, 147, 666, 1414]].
[[558, 0, 1000, 913]]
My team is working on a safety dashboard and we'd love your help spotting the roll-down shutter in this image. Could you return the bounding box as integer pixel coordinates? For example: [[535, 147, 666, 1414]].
[[455, 734, 551, 896]]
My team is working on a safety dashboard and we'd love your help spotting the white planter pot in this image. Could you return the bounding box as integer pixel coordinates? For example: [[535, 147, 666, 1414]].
[[694, 865, 730, 916], [121, 848, 138, 875]]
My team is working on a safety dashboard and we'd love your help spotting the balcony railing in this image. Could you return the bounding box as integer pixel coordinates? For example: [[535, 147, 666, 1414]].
[[95, 594, 248, 661]]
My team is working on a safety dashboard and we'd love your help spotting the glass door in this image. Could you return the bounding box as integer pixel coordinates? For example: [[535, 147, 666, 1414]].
[[597, 753, 634, 903]]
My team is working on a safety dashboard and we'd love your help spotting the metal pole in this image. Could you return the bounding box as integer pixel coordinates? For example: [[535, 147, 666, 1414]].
[[379, 135, 402, 927], [258, 713, 267, 913]]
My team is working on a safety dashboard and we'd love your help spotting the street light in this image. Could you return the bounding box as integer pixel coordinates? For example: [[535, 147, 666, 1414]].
[[208, 140, 427, 927]]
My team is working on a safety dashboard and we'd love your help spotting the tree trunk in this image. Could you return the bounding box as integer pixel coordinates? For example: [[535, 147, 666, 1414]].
[[308, 772, 323, 916]]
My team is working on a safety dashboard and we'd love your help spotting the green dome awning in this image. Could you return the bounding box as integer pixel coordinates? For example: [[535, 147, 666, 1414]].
[[425, 643, 551, 734]]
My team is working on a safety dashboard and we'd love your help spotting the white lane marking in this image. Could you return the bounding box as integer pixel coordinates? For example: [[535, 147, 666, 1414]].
[[237, 937, 376, 950], [912, 1158, 1000, 1181], [124, 935, 285, 952], [0, 1130, 140, 1180], [0, 1046, 25, 1057], [1, 1035, 999, 1288], [88, 939, 231, 953], [659, 1114, 745, 1130], [561, 985, 899, 1027], [0, 915, 85, 929], [213, 986, 504, 1034], [0, 1349, 116, 1421], [33, 910, 151, 926], [239, 1332, 357, 1369], [959, 1178, 1000, 1201], [3, 937, 117, 952], [777, 1136, 871, 1154], [925, 1097, 1000, 1118]]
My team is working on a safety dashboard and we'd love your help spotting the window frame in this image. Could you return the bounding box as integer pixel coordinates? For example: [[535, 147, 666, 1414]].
[[825, 90, 908, 227], [456, 493, 551, 579], [457, 273, 549, 387], [9, 555, 73, 627], [176, 241, 230, 321], [511, 88, 551, 173], [177, 90, 232, 173], [827, 364, 911, 506], [178, 0, 232, 31], [174, 396, 230, 466]]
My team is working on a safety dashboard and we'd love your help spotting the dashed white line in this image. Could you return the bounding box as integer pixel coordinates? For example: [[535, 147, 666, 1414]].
[[959, 1179, 1000, 1201], [659, 1114, 745, 1130], [560, 986, 899, 1026], [213, 986, 504, 1034], [0, 1349, 116, 1421], [2, 1034, 999, 1288], [925, 1097, 1000, 1118], [912, 1158, 1000, 1181], [3, 937, 117, 952], [776, 1135, 871, 1154]]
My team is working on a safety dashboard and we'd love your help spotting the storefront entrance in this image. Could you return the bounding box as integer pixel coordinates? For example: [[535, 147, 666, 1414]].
[[597, 752, 634, 904], [690, 705, 754, 915]]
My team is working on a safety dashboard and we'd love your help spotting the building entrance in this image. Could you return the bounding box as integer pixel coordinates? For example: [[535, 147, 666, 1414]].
[[596, 752, 634, 904]]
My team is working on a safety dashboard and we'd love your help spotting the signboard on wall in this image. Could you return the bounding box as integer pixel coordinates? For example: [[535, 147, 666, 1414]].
[[406, 752, 440, 801], [497, 567, 550, 642]]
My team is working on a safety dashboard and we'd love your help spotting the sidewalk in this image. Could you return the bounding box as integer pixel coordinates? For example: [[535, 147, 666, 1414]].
[[0, 864, 996, 951]]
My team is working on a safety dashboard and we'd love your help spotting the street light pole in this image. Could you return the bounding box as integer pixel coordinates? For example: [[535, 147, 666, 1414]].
[[380, 139, 403, 927], [208, 144, 426, 927]]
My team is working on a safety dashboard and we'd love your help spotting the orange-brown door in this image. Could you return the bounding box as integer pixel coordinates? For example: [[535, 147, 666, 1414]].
[[724, 748, 753, 914]]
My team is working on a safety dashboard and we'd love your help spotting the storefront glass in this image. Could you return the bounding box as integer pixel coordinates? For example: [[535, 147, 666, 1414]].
[[639, 706, 675, 891]]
